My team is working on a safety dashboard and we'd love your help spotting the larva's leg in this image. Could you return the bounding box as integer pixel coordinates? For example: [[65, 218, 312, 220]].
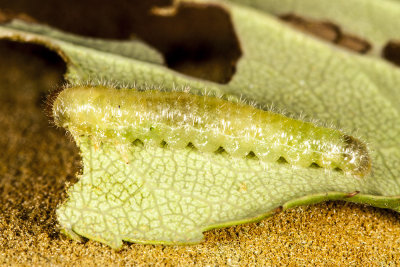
[[192, 130, 222, 153], [253, 145, 281, 162], [164, 127, 191, 149]]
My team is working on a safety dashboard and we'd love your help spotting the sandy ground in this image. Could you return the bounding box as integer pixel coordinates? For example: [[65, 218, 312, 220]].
[[1, 1, 400, 264]]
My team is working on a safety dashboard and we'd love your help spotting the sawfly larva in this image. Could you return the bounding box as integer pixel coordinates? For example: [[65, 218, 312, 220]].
[[52, 86, 371, 177]]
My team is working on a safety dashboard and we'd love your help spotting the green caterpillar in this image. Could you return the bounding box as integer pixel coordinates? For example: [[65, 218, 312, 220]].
[[53, 86, 371, 177]]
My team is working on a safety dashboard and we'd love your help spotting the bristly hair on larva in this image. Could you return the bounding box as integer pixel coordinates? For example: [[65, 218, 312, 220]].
[[54, 80, 358, 140], [61, 80, 347, 132], [63, 78, 322, 124], [66, 77, 230, 98], [52, 85, 372, 178]]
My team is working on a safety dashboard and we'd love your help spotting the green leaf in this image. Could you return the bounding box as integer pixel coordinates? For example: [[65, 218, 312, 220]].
[[229, 0, 400, 55], [4, 19, 165, 64], [1, 0, 400, 249]]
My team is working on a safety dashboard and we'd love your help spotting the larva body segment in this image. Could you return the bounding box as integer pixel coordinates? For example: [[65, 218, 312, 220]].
[[53, 86, 371, 177]]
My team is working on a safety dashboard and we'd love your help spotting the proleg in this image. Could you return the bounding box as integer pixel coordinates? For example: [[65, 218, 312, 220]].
[[52, 86, 372, 177]]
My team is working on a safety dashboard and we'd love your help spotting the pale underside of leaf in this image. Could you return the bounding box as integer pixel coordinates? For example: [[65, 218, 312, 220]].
[[1, 0, 400, 248]]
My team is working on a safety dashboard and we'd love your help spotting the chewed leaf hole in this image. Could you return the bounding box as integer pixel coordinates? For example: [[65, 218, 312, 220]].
[[383, 40, 400, 67], [279, 14, 371, 54], [2, 1, 242, 84], [280, 14, 339, 42], [147, 2, 242, 84]]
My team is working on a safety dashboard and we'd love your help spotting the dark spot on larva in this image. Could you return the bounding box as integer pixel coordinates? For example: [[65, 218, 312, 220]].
[[333, 167, 343, 173], [186, 142, 197, 151], [279, 13, 371, 54], [149, 127, 155, 131], [277, 157, 288, 164], [383, 40, 400, 67], [245, 151, 258, 160], [118, 105, 120, 109], [309, 162, 322, 169], [160, 140, 168, 148], [215, 146, 227, 154], [132, 139, 144, 147]]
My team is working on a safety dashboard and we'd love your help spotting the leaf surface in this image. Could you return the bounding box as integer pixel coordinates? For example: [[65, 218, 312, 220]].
[[1, 0, 400, 248]]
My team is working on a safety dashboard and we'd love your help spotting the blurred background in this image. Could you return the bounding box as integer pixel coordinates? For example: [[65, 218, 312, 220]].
[[1, 0, 400, 265], [0, 0, 242, 84]]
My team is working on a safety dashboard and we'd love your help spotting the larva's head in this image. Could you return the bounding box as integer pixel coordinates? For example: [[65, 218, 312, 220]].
[[45, 86, 68, 126], [342, 135, 371, 178], [51, 88, 70, 128]]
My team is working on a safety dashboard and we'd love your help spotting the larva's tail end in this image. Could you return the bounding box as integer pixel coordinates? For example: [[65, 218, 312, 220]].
[[343, 135, 372, 178]]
